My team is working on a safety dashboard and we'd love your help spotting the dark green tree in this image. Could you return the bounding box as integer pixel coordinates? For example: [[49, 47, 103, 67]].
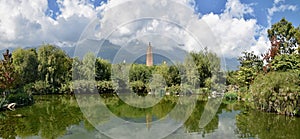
[[12, 48, 38, 86], [95, 58, 111, 81]]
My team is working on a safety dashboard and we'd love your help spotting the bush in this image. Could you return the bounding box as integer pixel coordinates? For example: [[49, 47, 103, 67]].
[[31, 81, 51, 94], [251, 72, 300, 116], [224, 91, 238, 101], [97, 81, 115, 94], [59, 82, 73, 94], [23, 83, 35, 95], [166, 85, 181, 95], [72, 80, 97, 94], [130, 81, 148, 95]]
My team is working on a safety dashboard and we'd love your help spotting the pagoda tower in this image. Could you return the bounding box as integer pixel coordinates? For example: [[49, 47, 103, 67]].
[[146, 42, 153, 66]]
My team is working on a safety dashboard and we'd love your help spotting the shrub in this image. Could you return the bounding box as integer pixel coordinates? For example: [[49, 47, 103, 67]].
[[59, 82, 73, 94], [224, 91, 238, 101], [251, 72, 300, 116], [97, 81, 115, 94], [130, 81, 148, 95], [72, 80, 97, 94], [32, 81, 51, 94], [166, 85, 181, 95]]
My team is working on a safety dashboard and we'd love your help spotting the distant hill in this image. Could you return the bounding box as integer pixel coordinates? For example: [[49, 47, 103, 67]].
[[222, 58, 240, 71]]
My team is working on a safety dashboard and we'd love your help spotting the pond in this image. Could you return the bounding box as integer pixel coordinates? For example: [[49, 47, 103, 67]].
[[0, 95, 300, 139]]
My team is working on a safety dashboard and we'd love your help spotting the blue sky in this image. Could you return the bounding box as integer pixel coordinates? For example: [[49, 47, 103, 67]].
[[195, 0, 299, 27], [0, 0, 299, 58]]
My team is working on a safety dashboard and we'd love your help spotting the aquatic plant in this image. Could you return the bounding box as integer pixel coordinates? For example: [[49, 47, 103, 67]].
[[251, 72, 300, 116]]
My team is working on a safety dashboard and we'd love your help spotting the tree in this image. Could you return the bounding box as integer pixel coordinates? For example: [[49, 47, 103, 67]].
[[80, 52, 96, 80], [129, 64, 152, 84], [0, 61, 19, 92], [12, 48, 38, 86], [271, 53, 300, 72], [37, 44, 71, 93], [186, 49, 221, 88], [267, 18, 300, 55], [167, 65, 181, 86], [95, 58, 111, 81], [263, 18, 300, 71], [237, 51, 263, 88]]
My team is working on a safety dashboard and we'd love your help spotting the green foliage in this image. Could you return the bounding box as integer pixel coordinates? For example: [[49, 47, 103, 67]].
[[188, 51, 211, 87], [95, 58, 111, 81], [224, 91, 238, 101], [130, 80, 148, 94], [251, 72, 300, 116], [129, 64, 152, 84], [12, 48, 38, 86], [81, 52, 96, 80], [225, 71, 239, 85], [72, 80, 97, 94], [32, 81, 51, 94], [271, 53, 300, 72], [166, 85, 181, 95], [97, 81, 115, 94], [267, 18, 300, 55], [183, 49, 221, 90], [167, 65, 181, 86], [0, 59, 19, 91], [37, 44, 72, 93], [236, 51, 263, 88]]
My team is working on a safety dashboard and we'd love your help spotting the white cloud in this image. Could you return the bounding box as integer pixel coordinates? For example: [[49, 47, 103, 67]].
[[274, 0, 284, 5], [0, 0, 272, 59], [0, 0, 101, 49], [223, 0, 254, 18], [267, 0, 297, 26], [200, 0, 269, 57], [75, 0, 271, 58]]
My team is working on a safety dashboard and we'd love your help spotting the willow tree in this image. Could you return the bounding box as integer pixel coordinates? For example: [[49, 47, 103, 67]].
[[37, 44, 71, 93]]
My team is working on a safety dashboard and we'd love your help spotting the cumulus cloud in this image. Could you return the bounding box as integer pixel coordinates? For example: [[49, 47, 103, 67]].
[[200, 0, 269, 57], [0, 0, 275, 58], [0, 0, 101, 49]]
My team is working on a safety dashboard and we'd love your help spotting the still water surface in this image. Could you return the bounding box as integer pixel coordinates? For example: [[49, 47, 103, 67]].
[[0, 95, 300, 139]]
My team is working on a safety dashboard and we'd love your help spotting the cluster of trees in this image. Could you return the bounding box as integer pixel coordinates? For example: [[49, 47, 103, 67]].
[[74, 49, 223, 95], [227, 18, 300, 116], [0, 43, 223, 98]]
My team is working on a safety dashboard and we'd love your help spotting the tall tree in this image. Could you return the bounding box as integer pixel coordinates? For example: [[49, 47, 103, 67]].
[[37, 44, 71, 93], [263, 18, 300, 71], [267, 18, 300, 55], [12, 48, 38, 86]]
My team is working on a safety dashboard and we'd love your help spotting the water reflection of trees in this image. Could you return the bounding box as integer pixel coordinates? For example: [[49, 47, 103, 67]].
[[235, 110, 300, 139], [184, 100, 228, 137], [0, 95, 249, 139], [0, 95, 93, 139], [103, 95, 225, 137]]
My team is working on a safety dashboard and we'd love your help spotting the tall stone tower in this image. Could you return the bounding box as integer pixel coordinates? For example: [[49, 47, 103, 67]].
[[146, 42, 153, 66]]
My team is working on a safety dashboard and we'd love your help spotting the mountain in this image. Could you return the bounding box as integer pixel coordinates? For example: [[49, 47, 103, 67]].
[[222, 58, 240, 71]]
